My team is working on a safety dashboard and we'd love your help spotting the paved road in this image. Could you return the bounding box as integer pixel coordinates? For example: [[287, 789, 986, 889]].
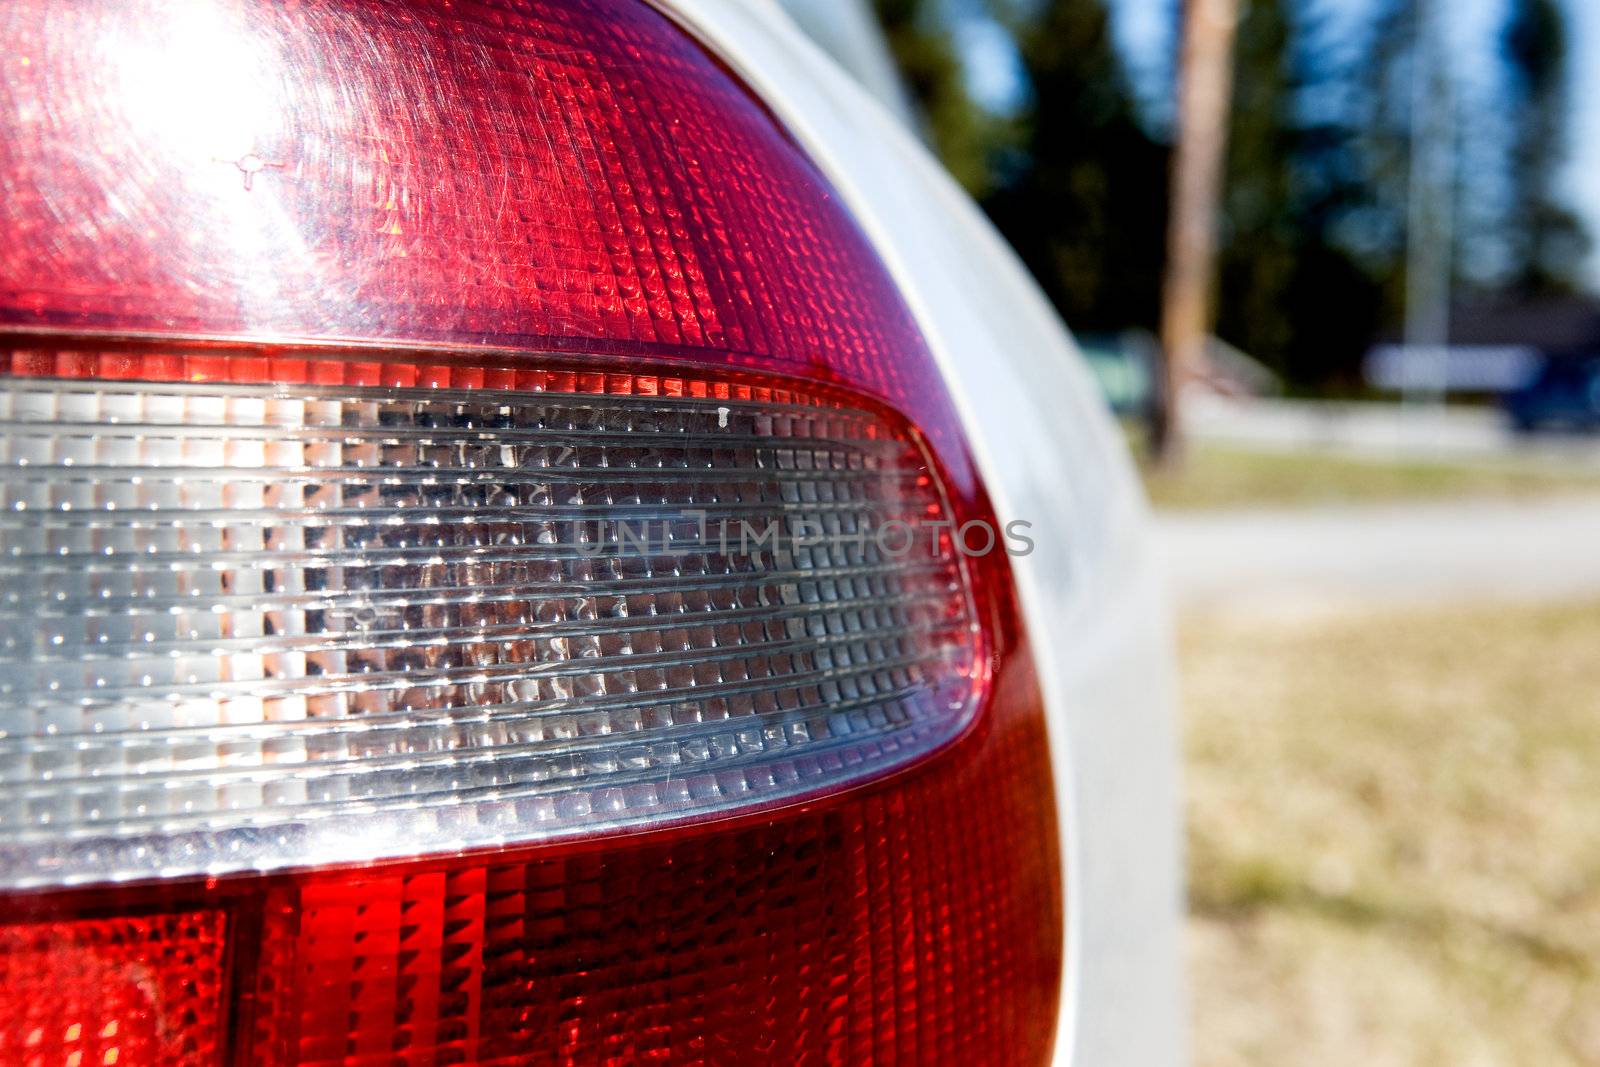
[[1155, 494, 1600, 614]]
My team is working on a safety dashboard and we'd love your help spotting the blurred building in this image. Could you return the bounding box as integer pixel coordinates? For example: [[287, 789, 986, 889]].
[[1365, 296, 1600, 395]]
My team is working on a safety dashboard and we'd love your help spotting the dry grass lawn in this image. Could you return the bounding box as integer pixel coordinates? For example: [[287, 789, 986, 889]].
[[1143, 444, 1600, 510], [1183, 598, 1600, 1066]]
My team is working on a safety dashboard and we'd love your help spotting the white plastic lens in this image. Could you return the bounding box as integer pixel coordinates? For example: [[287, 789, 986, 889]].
[[0, 373, 979, 887]]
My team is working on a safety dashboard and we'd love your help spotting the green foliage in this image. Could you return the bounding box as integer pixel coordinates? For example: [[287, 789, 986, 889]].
[[1216, 0, 1299, 372], [1215, 0, 1383, 388], [874, 0, 1591, 392], [872, 0, 1013, 197], [981, 0, 1170, 333], [1346, 0, 1415, 326], [1503, 0, 1591, 295]]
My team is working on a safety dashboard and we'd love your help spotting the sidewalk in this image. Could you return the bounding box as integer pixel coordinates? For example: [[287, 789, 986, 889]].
[[1155, 493, 1600, 613]]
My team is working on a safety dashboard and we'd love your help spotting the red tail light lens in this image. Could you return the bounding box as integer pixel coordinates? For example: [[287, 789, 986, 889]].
[[0, 0, 1061, 1062]]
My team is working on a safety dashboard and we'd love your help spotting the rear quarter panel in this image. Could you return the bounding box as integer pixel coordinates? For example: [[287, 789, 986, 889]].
[[658, 4, 1188, 1063]]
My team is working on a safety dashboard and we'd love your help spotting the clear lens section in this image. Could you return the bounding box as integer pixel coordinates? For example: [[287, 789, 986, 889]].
[[0, 370, 978, 887]]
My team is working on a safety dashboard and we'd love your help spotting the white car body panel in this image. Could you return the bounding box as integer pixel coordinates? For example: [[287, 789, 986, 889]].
[[657, 3, 1188, 1063]]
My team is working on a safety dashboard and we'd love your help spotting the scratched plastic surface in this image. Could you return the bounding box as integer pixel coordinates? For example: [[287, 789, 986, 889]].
[[0, 910, 228, 1066], [0, 367, 980, 886], [0, 0, 970, 467], [1, 650, 1062, 1065], [0, 0, 1064, 1061]]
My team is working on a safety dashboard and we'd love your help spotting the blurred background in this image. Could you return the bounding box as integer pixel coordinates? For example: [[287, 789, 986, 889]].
[[784, 0, 1600, 1062]]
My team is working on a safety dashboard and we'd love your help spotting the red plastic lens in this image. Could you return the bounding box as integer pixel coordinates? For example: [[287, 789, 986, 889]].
[[0, 0, 1062, 1061], [6, 668, 1058, 1065], [0, 910, 228, 1066], [0, 0, 964, 463]]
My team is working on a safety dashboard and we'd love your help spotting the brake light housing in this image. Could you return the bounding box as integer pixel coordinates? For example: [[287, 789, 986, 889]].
[[0, 0, 1062, 1062]]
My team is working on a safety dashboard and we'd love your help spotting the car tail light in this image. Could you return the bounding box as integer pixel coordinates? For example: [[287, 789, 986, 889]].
[[0, 0, 1062, 1063]]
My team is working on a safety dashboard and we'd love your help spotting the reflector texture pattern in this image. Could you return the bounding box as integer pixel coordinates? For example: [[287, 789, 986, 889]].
[[0, 909, 226, 1067], [0, 374, 975, 885]]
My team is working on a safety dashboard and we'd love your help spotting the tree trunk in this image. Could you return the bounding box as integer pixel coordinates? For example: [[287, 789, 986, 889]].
[[1155, 0, 1242, 467]]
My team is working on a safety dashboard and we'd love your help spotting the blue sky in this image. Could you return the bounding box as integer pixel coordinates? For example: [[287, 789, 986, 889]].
[[957, 0, 1600, 288], [1562, 0, 1600, 286], [1106, 0, 1600, 287]]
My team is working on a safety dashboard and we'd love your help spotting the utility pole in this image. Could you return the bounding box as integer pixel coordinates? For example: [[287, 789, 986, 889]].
[[1155, 0, 1242, 467], [1403, 0, 1455, 420]]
